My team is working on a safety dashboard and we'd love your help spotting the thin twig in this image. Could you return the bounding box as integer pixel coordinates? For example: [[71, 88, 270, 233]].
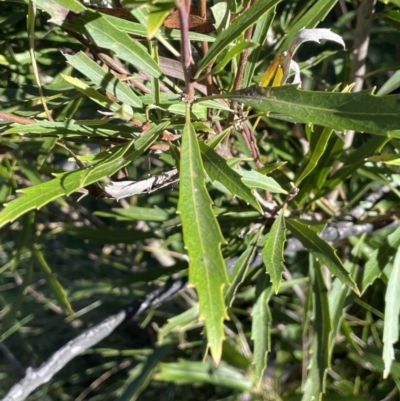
[[176, 0, 195, 102]]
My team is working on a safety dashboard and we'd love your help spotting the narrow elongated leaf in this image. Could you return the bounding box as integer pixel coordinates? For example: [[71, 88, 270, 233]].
[[262, 210, 286, 293], [224, 231, 261, 306], [95, 206, 169, 222], [178, 119, 228, 362], [295, 126, 334, 185], [237, 169, 287, 194], [286, 218, 359, 293], [65, 52, 142, 108], [312, 259, 332, 393], [0, 122, 168, 227], [158, 361, 252, 391], [223, 85, 400, 136], [118, 344, 171, 401], [242, 7, 276, 87], [4, 120, 133, 137], [199, 142, 262, 213], [323, 136, 389, 194], [61, 74, 134, 119], [251, 272, 272, 385], [31, 0, 162, 78], [360, 225, 400, 294], [195, 0, 281, 77], [383, 247, 400, 378], [211, 41, 257, 75], [33, 248, 74, 315]]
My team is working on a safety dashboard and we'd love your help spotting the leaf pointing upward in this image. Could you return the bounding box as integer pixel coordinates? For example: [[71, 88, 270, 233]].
[[178, 118, 228, 363]]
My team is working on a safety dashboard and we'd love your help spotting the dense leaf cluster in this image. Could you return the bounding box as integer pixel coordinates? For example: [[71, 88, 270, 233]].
[[1, 0, 400, 400]]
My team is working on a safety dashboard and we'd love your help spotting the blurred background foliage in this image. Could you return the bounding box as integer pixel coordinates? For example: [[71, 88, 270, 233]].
[[1, 0, 400, 400]]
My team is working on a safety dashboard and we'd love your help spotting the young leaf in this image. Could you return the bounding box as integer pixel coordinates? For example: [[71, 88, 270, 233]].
[[178, 118, 228, 363], [61, 74, 134, 120], [224, 85, 400, 136], [286, 218, 359, 294], [33, 248, 74, 316], [251, 272, 272, 385], [224, 231, 262, 306], [195, 0, 281, 77], [383, 247, 400, 378], [199, 142, 262, 213], [360, 225, 400, 294], [295, 126, 334, 185], [0, 122, 168, 227], [237, 169, 287, 194], [262, 210, 286, 293], [65, 52, 142, 108], [302, 257, 332, 401]]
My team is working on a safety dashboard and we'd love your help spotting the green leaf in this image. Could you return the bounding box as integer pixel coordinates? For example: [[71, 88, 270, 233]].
[[146, 3, 174, 39], [61, 74, 134, 120], [312, 258, 332, 394], [224, 85, 400, 137], [211, 41, 258, 75], [324, 136, 389, 194], [237, 169, 287, 193], [95, 206, 169, 222], [262, 210, 286, 293], [158, 305, 200, 342], [242, 6, 276, 87], [360, 225, 400, 294], [65, 52, 142, 108], [178, 118, 228, 363], [4, 119, 133, 137], [383, 246, 400, 378], [224, 231, 261, 306], [32, 0, 85, 21], [118, 344, 171, 401], [195, 0, 281, 77], [199, 142, 262, 213], [295, 126, 334, 185], [157, 361, 252, 391], [33, 2, 162, 78], [33, 248, 74, 315], [251, 272, 272, 385], [0, 122, 168, 227], [285, 218, 359, 294]]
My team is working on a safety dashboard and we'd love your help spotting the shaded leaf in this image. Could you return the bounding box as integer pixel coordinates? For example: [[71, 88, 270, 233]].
[[199, 142, 262, 213], [33, 248, 74, 315], [158, 361, 252, 391], [0, 122, 168, 227], [286, 218, 359, 293], [383, 247, 400, 378], [251, 272, 272, 385], [118, 344, 171, 401], [360, 225, 400, 294], [224, 231, 261, 306]]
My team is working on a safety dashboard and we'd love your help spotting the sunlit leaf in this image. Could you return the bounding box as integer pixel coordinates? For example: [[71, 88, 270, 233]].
[[178, 117, 228, 363]]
